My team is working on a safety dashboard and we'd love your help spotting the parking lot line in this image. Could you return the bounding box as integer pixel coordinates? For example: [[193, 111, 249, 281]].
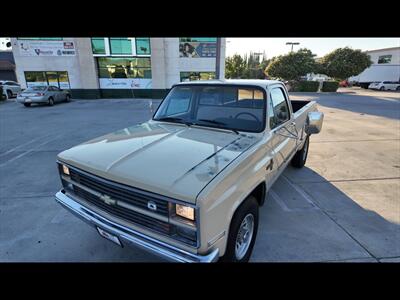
[[0, 136, 62, 168], [0, 135, 52, 157]]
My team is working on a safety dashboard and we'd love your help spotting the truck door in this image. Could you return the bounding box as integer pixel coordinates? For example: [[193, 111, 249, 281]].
[[269, 86, 298, 170]]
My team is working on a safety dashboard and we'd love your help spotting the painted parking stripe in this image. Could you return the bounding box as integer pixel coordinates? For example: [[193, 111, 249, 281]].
[[282, 175, 319, 209], [0, 135, 52, 157], [0, 136, 61, 168]]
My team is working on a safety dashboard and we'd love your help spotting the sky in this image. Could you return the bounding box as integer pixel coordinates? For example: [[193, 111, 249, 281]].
[[226, 38, 400, 58]]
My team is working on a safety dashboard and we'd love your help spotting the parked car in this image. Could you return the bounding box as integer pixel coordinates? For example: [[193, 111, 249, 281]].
[[0, 80, 22, 99], [16, 85, 71, 107], [368, 81, 400, 91], [55, 79, 324, 262]]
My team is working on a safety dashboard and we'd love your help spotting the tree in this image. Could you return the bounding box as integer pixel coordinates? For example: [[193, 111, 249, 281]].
[[265, 48, 318, 80], [225, 54, 247, 79], [319, 47, 372, 80]]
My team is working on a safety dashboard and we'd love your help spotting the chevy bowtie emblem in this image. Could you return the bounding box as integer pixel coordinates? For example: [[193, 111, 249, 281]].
[[100, 194, 116, 206], [147, 201, 157, 211]]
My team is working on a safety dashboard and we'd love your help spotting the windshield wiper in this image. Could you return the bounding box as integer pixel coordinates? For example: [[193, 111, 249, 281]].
[[197, 119, 226, 125], [155, 117, 192, 126], [197, 119, 239, 135]]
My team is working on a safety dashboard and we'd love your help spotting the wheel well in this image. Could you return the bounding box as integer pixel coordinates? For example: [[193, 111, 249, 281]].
[[249, 182, 266, 206]]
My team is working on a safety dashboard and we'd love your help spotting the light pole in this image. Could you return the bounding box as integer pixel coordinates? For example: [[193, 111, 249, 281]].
[[286, 42, 300, 52], [215, 38, 221, 79]]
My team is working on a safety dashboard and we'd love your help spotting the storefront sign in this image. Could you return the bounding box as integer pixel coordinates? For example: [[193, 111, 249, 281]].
[[179, 42, 216, 58], [99, 78, 152, 89], [18, 40, 76, 56]]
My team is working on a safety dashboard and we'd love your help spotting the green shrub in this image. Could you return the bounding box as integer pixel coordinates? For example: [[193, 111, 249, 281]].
[[321, 81, 339, 92], [291, 80, 319, 92]]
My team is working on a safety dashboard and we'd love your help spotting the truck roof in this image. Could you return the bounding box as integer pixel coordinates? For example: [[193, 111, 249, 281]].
[[175, 79, 283, 89]]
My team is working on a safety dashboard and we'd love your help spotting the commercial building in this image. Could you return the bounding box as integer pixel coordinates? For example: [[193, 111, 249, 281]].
[[349, 47, 400, 87], [10, 37, 226, 98]]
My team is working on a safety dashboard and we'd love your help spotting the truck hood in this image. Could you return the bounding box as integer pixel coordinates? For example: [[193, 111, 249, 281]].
[[58, 122, 260, 204]]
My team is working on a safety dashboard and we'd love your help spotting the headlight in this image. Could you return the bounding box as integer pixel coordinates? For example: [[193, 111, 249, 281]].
[[62, 164, 70, 176], [175, 204, 195, 221]]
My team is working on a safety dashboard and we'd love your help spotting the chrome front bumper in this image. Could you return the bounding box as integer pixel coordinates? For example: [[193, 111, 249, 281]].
[[55, 190, 219, 263]]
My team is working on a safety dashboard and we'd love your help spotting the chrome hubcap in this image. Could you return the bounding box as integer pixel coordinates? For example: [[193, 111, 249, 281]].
[[235, 214, 254, 260]]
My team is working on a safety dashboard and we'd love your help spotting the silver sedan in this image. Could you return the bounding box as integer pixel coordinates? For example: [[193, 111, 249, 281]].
[[16, 85, 71, 107]]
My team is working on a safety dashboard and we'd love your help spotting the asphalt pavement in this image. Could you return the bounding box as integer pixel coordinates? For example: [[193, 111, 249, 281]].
[[0, 87, 399, 262]]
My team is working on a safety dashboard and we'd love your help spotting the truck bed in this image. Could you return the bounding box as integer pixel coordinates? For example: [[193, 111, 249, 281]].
[[291, 100, 311, 113]]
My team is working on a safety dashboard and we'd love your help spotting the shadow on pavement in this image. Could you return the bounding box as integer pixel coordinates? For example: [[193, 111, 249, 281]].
[[315, 93, 400, 120], [252, 166, 400, 262]]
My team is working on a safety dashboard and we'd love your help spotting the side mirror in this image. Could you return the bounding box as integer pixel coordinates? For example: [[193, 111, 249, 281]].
[[305, 111, 324, 134]]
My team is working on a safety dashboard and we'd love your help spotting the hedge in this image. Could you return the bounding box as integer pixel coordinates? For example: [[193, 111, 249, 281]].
[[321, 81, 339, 92], [291, 80, 319, 92]]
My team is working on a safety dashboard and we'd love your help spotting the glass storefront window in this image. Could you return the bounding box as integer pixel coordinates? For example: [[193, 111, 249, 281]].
[[24, 72, 47, 87], [46, 72, 59, 87], [58, 72, 71, 89], [136, 38, 151, 55], [97, 57, 151, 79], [91, 38, 106, 54], [180, 72, 216, 82], [109, 38, 132, 55], [24, 71, 70, 89]]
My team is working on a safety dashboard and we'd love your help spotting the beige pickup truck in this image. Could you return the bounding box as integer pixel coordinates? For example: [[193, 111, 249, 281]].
[[55, 79, 323, 262]]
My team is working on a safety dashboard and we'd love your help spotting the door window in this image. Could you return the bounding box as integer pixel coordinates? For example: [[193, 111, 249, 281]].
[[269, 87, 290, 129]]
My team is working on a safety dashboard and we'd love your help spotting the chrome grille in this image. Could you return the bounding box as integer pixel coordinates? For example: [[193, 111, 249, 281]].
[[69, 168, 169, 216], [68, 168, 172, 236]]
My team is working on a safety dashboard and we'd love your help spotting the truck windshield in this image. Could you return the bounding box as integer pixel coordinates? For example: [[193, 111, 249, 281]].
[[153, 85, 266, 133]]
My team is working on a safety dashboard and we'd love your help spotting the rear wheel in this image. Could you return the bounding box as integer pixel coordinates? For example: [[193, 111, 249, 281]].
[[220, 196, 259, 262], [65, 94, 71, 102], [396, 86, 400, 91], [23, 103, 31, 107], [48, 97, 54, 106], [291, 136, 309, 168]]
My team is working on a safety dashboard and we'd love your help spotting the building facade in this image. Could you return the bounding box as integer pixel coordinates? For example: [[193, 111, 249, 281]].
[[348, 47, 400, 86], [10, 37, 226, 98]]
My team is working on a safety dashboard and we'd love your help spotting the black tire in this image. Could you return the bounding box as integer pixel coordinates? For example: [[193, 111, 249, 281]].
[[65, 94, 71, 102], [396, 86, 400, 91], [380, 86, 385, 91], [48, 97, 54, 106], [23, 103, 31, 107], [220, 196, 259, 262], [291, 136, 310, 168], [7, 90, 12, 99]]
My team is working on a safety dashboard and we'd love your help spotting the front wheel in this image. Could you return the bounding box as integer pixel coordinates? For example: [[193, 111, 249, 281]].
[[220, 196, 259, 262], [291, 136, 309, 168], [48, 97, 54, 106], [396, 86, 400, 91], [7, 90, 12, 99], [23, 103, 31, 107], [380, 86, 385, 91]]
